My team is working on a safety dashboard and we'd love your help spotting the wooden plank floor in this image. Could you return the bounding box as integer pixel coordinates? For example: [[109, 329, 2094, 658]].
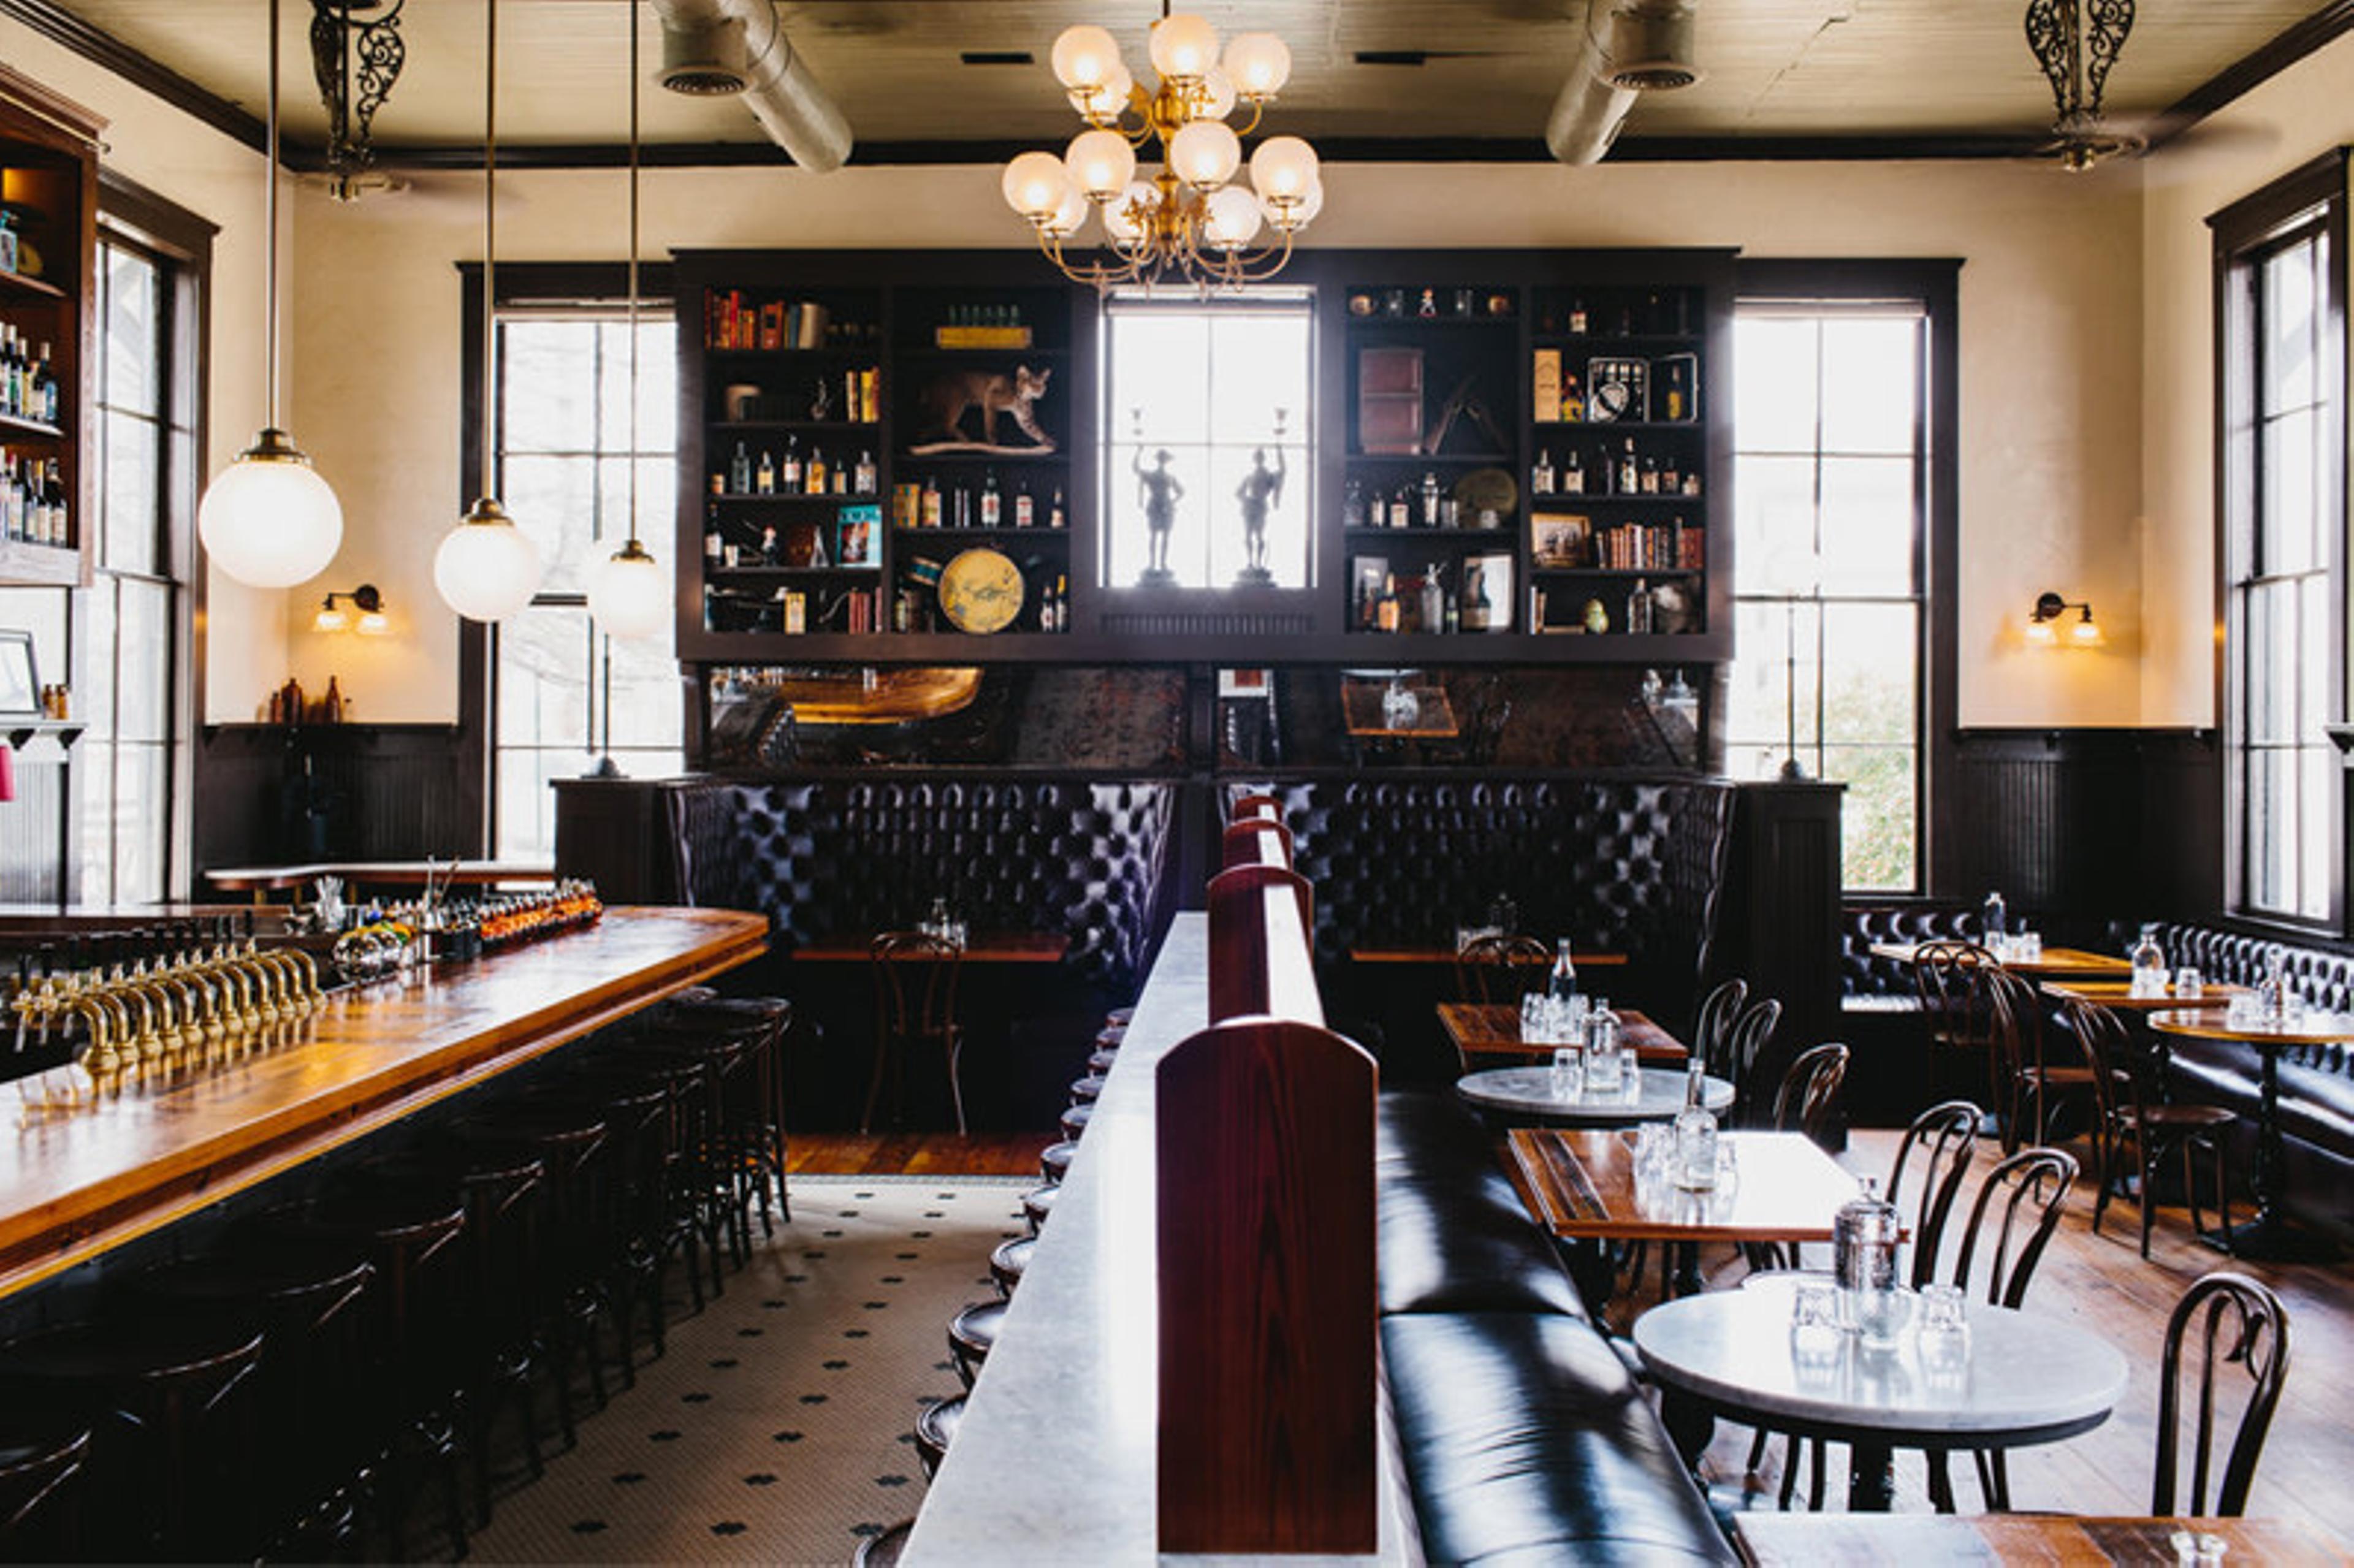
[[1689, 1128, 2354, 1539], [788, 1130, 1056, 1178]]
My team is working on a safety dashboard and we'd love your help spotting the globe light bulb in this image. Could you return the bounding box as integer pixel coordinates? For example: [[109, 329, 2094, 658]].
[[1077, 63, 1134, 123], [1042, 182, 1092, 239], [1197, 67, 1237, 121], [198, 428, 343, 588], [1148, 11, 1220, 82], [1002, 150, 1070, 219], [586, 538, 670, 640], [1066, 127, 1138, 201], [1249, 135, 1320, 205], [1103, 180, 1159, 245], [1050, 24, 1122, 91], [1170, 119, 1241, 190], [433, 496, 543, 623], [1262, 177, 1324, 231], [1203, 185, 1265, 249], [1222, 32, 1292, 99]]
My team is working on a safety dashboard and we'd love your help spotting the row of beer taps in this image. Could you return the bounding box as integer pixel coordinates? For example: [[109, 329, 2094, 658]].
[[10, 917, 326, 1106]]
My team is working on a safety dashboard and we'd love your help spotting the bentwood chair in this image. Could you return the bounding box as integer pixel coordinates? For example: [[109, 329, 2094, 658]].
[[1911, 939, 2002, 1112], [868, 931, 967, 1135], [2066, 997, 2234, 1259], [1766, 1041, 1848, 1147], [2156, 1273, 2290, 1517], [1718, 998, 1784, 1126], [1452, 932, 1552, 1008], [1987, 967, 2097, 1153], [1689, 977, 1748, 1081]]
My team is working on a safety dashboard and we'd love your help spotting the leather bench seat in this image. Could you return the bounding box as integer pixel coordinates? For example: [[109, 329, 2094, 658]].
[[1376, 1092, 1588, 1320], [1382, 1311, 1735, 1566]]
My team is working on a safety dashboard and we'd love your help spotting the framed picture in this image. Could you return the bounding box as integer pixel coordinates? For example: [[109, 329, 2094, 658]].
[[837, 504, 880, 568], [1585, 356, 1650, 424], [1351, 556, 1388, 626], [1531, 512, 1593, 569], [0, 631, 37, 717]]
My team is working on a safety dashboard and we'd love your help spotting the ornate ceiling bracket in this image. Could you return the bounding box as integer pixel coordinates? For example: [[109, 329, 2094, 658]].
[[310, 0, 405, 198], [2024, 0, 2138, 168]]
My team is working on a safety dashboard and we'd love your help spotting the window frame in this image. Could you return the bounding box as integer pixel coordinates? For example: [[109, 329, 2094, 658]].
[[458, 261, 679, 859], [1731, 258, 1960, 897], [2210, 149, 2350, 935]]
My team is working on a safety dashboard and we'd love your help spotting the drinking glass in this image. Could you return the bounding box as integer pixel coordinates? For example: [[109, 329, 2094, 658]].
[[2174, 965, 2204, 999], [1919, 1282, 1970, 1363], [2020, 929, 2044, 961], [1520, 991, 1547, 1041], [1790, 1281, 1841, 1360], [1549, 1046, 1581, 1101], [2171, 1530, 2229, 1566], [1853, 1285, 1914, 1349], [1618, 1042, 1642, 1103]]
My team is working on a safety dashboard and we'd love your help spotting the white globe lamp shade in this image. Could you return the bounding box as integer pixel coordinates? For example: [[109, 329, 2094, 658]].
[[1002, 150, 1069, 219], [1249, 136, 1320, 205], [1203, 185, 1265, 249], [1050, 25, 1122, 91], [1263, 176, 1324, 230], [1078, 64, 1133, 122], [1223, 32, 1292, 99], [1197, 67, 1237, 121], [1148, 12, 1220, 82], [586, 538, 669, 641], [1043, 182, 1092, 238], [1066, 127, 1137, 201], [1169, 119, 1241, 190], [198, 428, 344, 588], [433, 497, 544, 623]]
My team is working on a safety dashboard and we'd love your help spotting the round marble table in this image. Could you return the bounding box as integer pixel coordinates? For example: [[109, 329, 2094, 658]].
[[1632, 1273, 2128, 1511], [1455, 1065, 1734, 1125]]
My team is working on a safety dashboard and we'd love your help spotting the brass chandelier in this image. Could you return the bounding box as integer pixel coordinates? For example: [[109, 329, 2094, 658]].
[[1000, 6, 1323, 292]]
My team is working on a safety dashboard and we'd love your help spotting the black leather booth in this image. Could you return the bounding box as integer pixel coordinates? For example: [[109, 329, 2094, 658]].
[[1376, 1091, 1734, 1564]]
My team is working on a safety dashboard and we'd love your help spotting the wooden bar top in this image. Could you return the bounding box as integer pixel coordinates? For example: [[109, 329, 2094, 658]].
[[0, 907, 768, 1301], [1733, 1510, 2350, 1565]]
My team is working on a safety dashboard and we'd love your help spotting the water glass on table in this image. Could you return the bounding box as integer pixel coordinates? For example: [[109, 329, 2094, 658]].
[[2174, 965, 2204, 999]]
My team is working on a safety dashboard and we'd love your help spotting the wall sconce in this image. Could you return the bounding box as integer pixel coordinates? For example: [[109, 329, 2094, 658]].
[[314, 583, 389, 636], [2025, 590, 2101, 647]]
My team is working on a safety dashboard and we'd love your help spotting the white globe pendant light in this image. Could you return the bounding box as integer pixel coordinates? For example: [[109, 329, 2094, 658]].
[[434, 0, 542, 623], [584, 3, 668, 646], [199, 0, 343, 589]]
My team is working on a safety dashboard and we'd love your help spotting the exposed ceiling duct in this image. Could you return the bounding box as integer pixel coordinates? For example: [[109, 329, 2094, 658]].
[[649, 0, 853, 172], [1545, 0, 1702, 166]]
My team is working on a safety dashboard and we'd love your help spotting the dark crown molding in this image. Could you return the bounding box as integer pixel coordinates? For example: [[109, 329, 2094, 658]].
[[0, 0, 265, 152], [2154, 0, 2354, 147]]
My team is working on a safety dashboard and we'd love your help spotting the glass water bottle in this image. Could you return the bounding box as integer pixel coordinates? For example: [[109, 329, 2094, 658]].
[[2130, 923, 2167, 999], [1673, 1058, 1718, 1190]]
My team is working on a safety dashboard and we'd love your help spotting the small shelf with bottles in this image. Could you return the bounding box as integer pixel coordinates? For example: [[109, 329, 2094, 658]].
[[0, 82, 95, 589]]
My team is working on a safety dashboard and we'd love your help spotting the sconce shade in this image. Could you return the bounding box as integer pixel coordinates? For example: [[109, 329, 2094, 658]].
[[587, 537, 669, 640], [199, 429, 344, 588], [434, 497, 543, 623]]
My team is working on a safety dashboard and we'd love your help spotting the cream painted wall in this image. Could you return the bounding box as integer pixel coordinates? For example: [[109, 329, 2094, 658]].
[[289, 155, 2147, 726], [0, 19, 281, 723], [2139, 32, 2354, 728]]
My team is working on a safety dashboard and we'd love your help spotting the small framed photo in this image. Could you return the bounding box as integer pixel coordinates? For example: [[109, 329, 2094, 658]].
[[1585, 356, 1650, 424], [0, 631, 38, 717], [1531, 512, 1592, 569], [837, 504, 880, 568], [1352, 555, 1388, 602]]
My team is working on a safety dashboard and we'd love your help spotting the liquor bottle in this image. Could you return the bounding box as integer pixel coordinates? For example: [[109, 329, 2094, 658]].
[[704, 508, 725, 565], [980, 469, 1002, 527], [1053, 573, 1070, 631], [1376, 574, 1401, 633], [760, 525, 780, 566], [1640, 454, 1660, 495], [2129, 923, 2166, 999], [1532, 449, 1556, 495], [1563, 447, 1586, 495], [1567, 295, 1589, 335], [36, 344, 54, 427], [921, 474, 943, 528], [1343, 479, 1365, 528], [1617, 438, 1638, 497], [1548, 937, 1579, 1004], [39, 459, 63, 545], [1049, 487, 1066, 529], [1466, 565, 1495, 631], [1013, 478, 1035, 528], [1420, 471, 1442, 528], [953, 482, 973, 529], [755, 448, 775, 495], [832, 462, 848, 496], [1663, 360, 1689, 421], [1628, 577, 1653, 634], [1561, 373, 1585, 422], [806, 446, 828, 495], [1661, 454, 1682, 493], [782, 435, 803, 492], [1390, 486, 1412, 530], [1674, 1058, 1720, 1191], [1982, 890, 2006, 942], [855, 450, 877, 496], [729, 441, 752, 494]]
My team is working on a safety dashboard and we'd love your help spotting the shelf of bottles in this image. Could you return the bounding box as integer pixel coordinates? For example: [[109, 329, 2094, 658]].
[[0, 139, 84, 585]]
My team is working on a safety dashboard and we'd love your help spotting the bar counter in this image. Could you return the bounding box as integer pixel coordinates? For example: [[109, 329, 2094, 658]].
[[905, 913, 1415, 1565], [0, 905, 768, 1300]]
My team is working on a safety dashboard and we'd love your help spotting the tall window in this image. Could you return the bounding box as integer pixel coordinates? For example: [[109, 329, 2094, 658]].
[[1101, 290, 1313, 588], [1726, 295, 1931, 891], [490, 307, 681, 861], [2215, 153, 2346, 929]]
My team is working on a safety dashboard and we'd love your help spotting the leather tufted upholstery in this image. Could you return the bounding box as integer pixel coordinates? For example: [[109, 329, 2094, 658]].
[[1237, 777, 1735, 1003], [1377, 1093, 1590, 1320], [661, 777, 1176, 990], [1383, 1312, 1735, 1566], [1842, 904, 1982, 998]]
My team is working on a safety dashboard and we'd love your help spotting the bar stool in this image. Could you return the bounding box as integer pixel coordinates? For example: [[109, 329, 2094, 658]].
[[127, 1241, 375, 1556], [1021, 1183, 1059, 1236], [913, 1394, 965, 1480], [947, 1300, 1006, 1389], [0, 1315, 267, 1561], [989, 1236, 1035, 1298], [0, 1401, 90, 1559], [1059, 1102, 1094, 1142], [1105, 1007, 1135, 1029], [1086, 1046, 1119, 1075], [1067, 1073, 1105, 1106], [1096, 1025, 1127, 1050], [660, 994, 794, 1227], [1038, 1140, 1077, 1184], [550, 1073, 682, 1366], [856, 1518, 913, 1566], [602, 1044, 733, 1306]]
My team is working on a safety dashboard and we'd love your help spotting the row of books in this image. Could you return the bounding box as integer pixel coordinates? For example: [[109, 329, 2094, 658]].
[[1598, 519, 1705, 572], [706, 291, 842, 352]]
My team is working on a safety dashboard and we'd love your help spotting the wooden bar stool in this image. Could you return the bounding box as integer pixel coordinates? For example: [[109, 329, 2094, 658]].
[[0, 1402, 90, 1559], [550, 1073, 685, 1367]]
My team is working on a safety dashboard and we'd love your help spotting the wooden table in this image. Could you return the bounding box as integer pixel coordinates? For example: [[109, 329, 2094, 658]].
[[1733, 1511, 2352, 1565], [1351, 945, 1627, 967], [204, 859, 556, 896], [2149, 1006, 2354, 1261], [1869, 940, 2132, 982], [1458, 1065, 1730, 1126], [0, 907, 769, 1301], [790, 930, 1069, 964], [1635, 1272, 2128, 1513], [2044, 979, 2252, 1011], [1440, 1001, 1685, 1064]]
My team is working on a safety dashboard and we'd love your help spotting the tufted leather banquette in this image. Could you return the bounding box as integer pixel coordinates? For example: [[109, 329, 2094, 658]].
[[1243, 776, 1737, 1006], [661, 777, 1178, 992]]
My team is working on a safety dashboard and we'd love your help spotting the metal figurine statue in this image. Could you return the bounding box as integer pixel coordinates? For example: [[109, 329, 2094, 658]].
[[1234, 409, 1287, 586]]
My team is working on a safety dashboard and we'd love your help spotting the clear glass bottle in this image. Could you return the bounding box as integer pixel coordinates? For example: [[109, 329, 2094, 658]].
[[1532, 449, 1556, 495], [1674, 1057, 1718, 1190], [2130, 923, 2167, 999], [1982, 889, 2007, 942], [1834, 1175, 1905, 1339], [1547, 938, 1579, 1005]]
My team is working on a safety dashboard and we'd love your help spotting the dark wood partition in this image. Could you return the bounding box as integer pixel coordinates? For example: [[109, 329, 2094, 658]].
[[1155, 1015, 1377, 1553], [1206, 863, 1317, 1022]]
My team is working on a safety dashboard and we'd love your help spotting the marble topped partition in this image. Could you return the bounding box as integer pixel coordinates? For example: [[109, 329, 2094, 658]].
[[904, 913, 1417, 1565]]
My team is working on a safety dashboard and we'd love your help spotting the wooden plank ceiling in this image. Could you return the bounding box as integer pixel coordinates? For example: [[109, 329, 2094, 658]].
[[40, 0, 2340, 153]]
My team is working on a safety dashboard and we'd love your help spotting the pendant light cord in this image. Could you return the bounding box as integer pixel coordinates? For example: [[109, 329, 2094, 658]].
[[626, 0, 641, 546], [480, 0, 498, 497], [265, 0, 282, 430]]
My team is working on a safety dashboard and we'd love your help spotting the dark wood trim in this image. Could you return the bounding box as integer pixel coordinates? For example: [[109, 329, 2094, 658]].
[[2155, 1, 2354, 148], [1731, 259, 1962, 899], [0, 0, 262, 153]]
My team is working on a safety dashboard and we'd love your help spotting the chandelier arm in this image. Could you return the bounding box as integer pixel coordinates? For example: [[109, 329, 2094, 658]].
[[1232, 99, 1267, 139]]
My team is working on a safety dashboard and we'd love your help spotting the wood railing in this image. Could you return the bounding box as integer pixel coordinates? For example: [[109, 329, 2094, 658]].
[[1156, 802, 1375, 1553]]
